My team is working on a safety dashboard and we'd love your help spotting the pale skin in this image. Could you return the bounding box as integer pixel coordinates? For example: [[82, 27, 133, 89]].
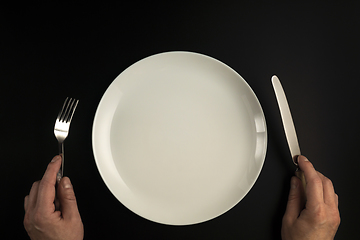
[[24, 155, 339, 239], [281, 155, 341, 240], [24, 155, 84, 240]]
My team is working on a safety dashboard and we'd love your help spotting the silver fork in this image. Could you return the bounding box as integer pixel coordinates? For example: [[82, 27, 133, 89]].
[[54, 97, 79, 183]]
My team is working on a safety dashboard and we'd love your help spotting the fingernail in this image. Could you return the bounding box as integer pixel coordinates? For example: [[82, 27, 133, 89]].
[[294, 155, 299, 164], [62, 177, 72, 189], [298, 155, 309, 162], [51, 155, 61, 163]]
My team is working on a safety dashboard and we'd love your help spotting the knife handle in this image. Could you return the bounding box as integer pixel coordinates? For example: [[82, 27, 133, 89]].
[[295, 168, 307, 202]]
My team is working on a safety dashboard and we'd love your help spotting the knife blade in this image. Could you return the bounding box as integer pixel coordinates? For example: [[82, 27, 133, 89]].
[[271, 75, 306, 192]]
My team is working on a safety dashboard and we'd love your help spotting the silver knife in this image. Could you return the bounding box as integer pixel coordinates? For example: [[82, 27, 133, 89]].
[[272, 75, 306, 192]]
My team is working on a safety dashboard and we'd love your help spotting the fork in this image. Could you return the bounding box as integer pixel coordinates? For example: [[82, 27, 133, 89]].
[[54, 97, 79, 183]]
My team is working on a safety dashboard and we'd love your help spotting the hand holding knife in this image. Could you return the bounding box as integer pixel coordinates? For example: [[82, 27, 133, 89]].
[[272, 75, 307, 195]]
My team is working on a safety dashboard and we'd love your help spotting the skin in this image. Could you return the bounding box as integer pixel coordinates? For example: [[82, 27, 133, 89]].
[[23, 154, 339, 239], [281, 155, 340, 240], [24, 155, 84, 240]]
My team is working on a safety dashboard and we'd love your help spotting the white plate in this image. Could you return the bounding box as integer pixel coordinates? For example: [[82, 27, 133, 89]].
[[92, 51, 267, 225]]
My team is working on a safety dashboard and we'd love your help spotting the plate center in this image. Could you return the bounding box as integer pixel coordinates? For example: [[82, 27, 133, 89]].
[[110, 69, 256, 207]]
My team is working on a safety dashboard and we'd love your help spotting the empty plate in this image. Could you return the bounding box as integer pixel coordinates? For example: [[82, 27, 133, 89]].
[[92, 51, 267, 225]]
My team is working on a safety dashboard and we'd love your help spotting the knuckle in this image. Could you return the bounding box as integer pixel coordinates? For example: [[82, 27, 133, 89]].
[[336, 214, 341, 226], [311, 204, 341, 229], [24, 195, 29, 206], [310, 177, 323, 189], [331, 210, 341, 227], [323, 177, 333, 186], [32, 181, 40, 189], [59, 187, 77, 202], [23, 213, 30, 229], [314, 175, 324, 184], [33, 211, 43, 224], [39, 178, 52, 189], [281, 215, 292, 226], [64, 191, 76, 201], [287, 192, 298, 202], [23, 210, 45, 233], [32, 211, 48, 230], [312, 205, 327, 223]]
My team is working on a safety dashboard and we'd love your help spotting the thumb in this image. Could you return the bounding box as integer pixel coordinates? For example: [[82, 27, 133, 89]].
[[283, 176, 304, 223], [57, 177, 80, 220]]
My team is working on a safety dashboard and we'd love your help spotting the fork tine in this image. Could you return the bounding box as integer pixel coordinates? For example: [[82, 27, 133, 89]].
[[57, 98, 79, 123], [61, 98, 74, 122], [57, 97, 69, 121], [65, 99, 79, 123], [61, 98, 73, 122]]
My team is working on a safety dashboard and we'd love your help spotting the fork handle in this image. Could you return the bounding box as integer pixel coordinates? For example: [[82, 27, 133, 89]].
[[57, 142, 64, 184]]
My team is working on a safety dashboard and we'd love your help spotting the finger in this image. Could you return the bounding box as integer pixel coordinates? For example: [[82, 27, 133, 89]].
[[36, 155, 62, 212], [24, 196, 29, 212], [57, 177, 81, 221], [297, 155, 323, 204], [283, 176, 304, 223], [317, 171, 337, 206], [335, 194, 339, 207], [26, 181, 40, 212]]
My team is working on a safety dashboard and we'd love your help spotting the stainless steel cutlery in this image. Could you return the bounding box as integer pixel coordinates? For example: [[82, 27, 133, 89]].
[[54, 97, 79, 183]]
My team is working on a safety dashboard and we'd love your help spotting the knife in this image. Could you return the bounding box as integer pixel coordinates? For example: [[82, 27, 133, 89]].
[[271, 75, 307, 193]]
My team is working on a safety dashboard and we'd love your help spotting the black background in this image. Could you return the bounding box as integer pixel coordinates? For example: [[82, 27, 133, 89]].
[[1, 1, 359, 239]]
